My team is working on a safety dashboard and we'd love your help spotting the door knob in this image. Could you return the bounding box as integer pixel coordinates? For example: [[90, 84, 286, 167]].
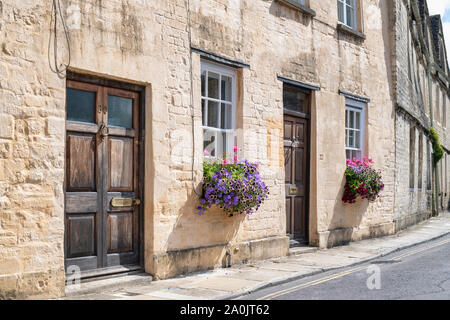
[[133, 199, 141, 206]]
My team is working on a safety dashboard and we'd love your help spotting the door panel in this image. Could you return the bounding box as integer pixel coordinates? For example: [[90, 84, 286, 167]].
[[283, 86, 310, 242], [66, 214, 97, 258], [109, 136, 134, 191], [66, 133, 96, 191], [108, 211, 134, 253], [65, 80, 141, 274], [104, 87, 140, 268]]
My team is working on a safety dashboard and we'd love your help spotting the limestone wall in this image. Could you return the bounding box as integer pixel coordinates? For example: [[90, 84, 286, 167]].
[[392, 0, 450, 230], [1, 0, 399, 298]]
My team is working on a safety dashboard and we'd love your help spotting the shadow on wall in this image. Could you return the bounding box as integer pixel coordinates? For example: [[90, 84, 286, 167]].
[[153, 188, 246, 279], [327, 173, 367, 248]]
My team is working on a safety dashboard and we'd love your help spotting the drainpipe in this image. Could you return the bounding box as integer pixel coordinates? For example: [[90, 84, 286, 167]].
[[427, 65, 439, 216]]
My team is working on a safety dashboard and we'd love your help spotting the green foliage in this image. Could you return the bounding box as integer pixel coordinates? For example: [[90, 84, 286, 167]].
[[203, 162, 245, 181], [342, 158, 384, 203], [430, 127, 444, 164]]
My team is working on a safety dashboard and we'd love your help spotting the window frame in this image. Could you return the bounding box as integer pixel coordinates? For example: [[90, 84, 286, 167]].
[[345, 98, 366, 160], [201, 60, 237, 159], [338, 0, 358, 30]]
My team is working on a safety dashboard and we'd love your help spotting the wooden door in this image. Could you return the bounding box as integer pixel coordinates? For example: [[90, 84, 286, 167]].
[[65, 80, 141, 272], [283, 86, 310, 242]]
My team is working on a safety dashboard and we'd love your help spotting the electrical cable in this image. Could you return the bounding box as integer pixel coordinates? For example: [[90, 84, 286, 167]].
[[185, 0, 202, 197], [48, 0, 71, 78]]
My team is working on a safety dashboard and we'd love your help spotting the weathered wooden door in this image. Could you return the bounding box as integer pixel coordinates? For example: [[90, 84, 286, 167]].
[[64, 80, 141, 272], [283, 86, 310, 241]]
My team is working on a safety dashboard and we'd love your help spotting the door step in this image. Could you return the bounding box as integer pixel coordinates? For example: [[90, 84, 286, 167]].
[[289, 239, 308, 248], [65, 271, 152, 297], [288, 240, 317, 256], [78, 264, 143, 281]]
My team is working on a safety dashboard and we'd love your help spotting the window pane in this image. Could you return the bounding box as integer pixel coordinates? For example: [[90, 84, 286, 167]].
[[346, 150, 351, 160], [221, 103, 232, 129], [346, 5, 355, 28], [108, 95, 133, 128], [221, 75, 232, 102], [348, 130, 354, 147], [355, 130, 361, 149], [345, 0, 354, 7], [207, 101, 219, 128], [283, 88, 306, 113], [356, 111, 361, 129], [345, 129, 349, 147], [66, 88, 96, 123], [208, 72, 220, 99], [217, 131, 234, 158], [203, 129, 216, 157], [338, 1, 344, 23], [202, 99, 206, 126], [201, 70, 206, 97], [349, 110, 354, 128]]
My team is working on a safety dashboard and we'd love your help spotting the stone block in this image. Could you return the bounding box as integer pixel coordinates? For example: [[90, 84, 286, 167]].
[[0, 114, 14, 139]]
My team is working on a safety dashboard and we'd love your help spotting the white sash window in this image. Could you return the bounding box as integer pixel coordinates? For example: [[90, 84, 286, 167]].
[[338, 0, 357, 30], [201, 61, 236, 159], [345, 99, 365, 160]]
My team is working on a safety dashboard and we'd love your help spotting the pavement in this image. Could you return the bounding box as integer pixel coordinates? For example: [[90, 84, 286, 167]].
[[241, 232, 450, 300], [62, 211, 450, 300]]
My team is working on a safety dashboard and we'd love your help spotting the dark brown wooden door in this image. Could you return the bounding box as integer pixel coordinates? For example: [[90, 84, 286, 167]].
[[65, 80, 140, 272], [283, 86, 310, 242]]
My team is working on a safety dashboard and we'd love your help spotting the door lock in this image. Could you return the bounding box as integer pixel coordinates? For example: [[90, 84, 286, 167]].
[[133, 199, 141, 206]]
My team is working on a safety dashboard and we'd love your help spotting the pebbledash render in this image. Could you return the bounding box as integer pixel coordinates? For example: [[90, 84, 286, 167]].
[[0, 0, 448, 299]]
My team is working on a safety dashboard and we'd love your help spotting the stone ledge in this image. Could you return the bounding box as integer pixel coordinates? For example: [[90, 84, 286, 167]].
[[0, 269, 65, 300], [394, 211, 433, 233], [337, 23, 366, 40], [276, 0, 316, 17], [317, 223, 395, 249], [149, 236, 289, 280]]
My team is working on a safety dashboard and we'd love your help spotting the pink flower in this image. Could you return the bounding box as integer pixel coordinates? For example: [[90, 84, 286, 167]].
[[203, 150, 210, 156], [233, 154, 238, 164], [233, 146, 238, 153], [223, 159, 230, 165]]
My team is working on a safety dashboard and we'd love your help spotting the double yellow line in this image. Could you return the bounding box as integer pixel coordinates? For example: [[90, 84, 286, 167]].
[[256, 237, 450, 300]]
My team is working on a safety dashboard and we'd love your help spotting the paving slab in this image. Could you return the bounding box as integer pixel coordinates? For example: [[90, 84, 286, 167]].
[[189, 276, 261, 292], [227, 269, 298, 282]]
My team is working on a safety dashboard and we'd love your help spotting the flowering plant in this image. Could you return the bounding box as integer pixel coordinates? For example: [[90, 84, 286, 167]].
[[342, 157, 384, 204], [198, 147, 269, 216]]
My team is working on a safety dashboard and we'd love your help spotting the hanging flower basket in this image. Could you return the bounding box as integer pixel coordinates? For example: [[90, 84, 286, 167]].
[[342, 157, 384, 204], [198, 148, 269, 217]]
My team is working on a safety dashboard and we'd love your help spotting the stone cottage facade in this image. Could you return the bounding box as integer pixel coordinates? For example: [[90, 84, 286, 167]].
[[391, 0, 450, 231], [0, 0, 447, 299]]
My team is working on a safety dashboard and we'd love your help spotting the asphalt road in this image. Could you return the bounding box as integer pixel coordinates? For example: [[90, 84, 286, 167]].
[[238, 233, 450, 300]]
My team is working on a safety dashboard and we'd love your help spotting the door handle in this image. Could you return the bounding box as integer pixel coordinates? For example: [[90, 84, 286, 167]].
[[98, 123, 109, 141], [133, 199, 141, 206]]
